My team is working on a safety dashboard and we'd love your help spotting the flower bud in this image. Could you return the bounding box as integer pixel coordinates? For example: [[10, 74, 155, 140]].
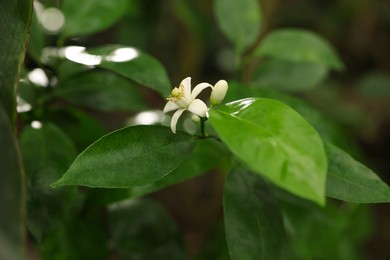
[[210, 80, 228, 105], [191, 114, 200, 123]]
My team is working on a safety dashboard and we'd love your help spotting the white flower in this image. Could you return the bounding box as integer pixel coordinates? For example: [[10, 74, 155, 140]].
[[163, 77, 211, 133], [210, 80, 228, 105]]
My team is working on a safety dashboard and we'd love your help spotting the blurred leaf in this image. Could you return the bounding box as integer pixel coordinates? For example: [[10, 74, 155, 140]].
[[0, 104, 25, 259], [28, 10, 44, 61], [252, 59, 328, 91], [256, 29, 344, 70], [39, 202, 108, 260], [224, 168, 285, 259], [325, 143, 390, 203], [279, 192, 372, 260], [209, 98, 327, 205], [61, 0, 129, 39], [45, 108, 105, 151], [0, 0, 33, 121], [59, 45, 171, 97], [357, 71, 390, 98], [54, 70, 147, 112], [52, 125, 196, 188], [20, 123, 79, 242], [108, 199, 186, 259], [215, 0, 261, 53]]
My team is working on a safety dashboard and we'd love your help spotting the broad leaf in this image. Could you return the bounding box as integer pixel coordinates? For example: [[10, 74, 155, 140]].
[[357, 71, 390, 98], [326, 143, 390, 203], [252, 59, 328, 91], [224, 168, 285, 259], [58, 45, 171, 97], [84, 138, 230, 206], [20, 123, 79, 242], [61, 0, 129, 38], [52, 125, 196, 188], [0, 104, 25, 260], [108, 199, 185, 259], [0, 0, 33, 121], [54, 70, 147, 112], [215, 0, 261, 53], [256, 29, 344, 70], [279, 191, 372, 260], [209, 98, 327, 205]]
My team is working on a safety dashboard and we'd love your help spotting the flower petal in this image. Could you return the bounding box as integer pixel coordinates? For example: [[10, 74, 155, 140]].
[[170, 109, 185, 133], [163, 101, 180, 113], [188, 99, 208, 117], [181, 77, 192, 100], [191, 82, 212, 99]]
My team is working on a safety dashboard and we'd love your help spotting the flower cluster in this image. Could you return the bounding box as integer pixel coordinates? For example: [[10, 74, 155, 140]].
[[163, 77, 228, 133]]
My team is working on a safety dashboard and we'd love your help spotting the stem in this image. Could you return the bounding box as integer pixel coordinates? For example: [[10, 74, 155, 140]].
[[200, 117, 207, 137]]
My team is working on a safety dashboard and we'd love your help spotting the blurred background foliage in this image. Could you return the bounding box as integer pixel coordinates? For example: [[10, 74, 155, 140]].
[[18, 0, 390, 259]]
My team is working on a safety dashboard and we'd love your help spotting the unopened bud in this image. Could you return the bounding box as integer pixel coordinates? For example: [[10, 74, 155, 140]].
[[210, 80, 228, 105], [191, 114, 200, 123]]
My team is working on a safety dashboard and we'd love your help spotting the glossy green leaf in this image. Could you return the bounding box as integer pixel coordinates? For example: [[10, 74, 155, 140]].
[[224, 168, 285, 259], [125, 138, 230, 199], [108, 199, 185, 259], [225, 82, 357, 154], [61, 0, 129, 38], [0, 104, 25, 259], [215, 0, 261, 53], [209, 98, 327, 205], [256, 29, 344, 70], [252, 59, 328, 91], [0, 0, 33, 121], [325, 143, 390, 203], [54, 70, 147, 112], [20, 123, 79, 242], [52, 125, 196, 188]]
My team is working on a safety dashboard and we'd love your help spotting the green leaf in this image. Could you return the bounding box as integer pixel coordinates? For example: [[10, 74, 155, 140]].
[[224, 168, 285, 259], [61, 0, 129, 39], [0, 104, 25, 259], [215, 0, 261, 53], [108, 199, 185, 259], [52, 125, 196, 188], [325, 143, 390, 203], [126, 138, 230, 199], [278, 191, 372, 260], [54, 70, 147, 112], [0, 0, 33, 121], [45, 108, 106, 151], [252, 59, 328, 91], [357, 71, 390, 98], [28, 10, 44, 61], [256, 29, 344, 70], [20, 123, 79, 242], [61, 45, 171, 97], [209, 98, 327, 205]]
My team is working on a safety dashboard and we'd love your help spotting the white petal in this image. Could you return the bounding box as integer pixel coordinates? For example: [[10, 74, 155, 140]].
[[210, 80, 228, 105], [163, 101, 180, 113], [191, 82, 212, 99], [170, 109, 185, 133], [188, 99, 208, 117], [181, 77, 192, 100]]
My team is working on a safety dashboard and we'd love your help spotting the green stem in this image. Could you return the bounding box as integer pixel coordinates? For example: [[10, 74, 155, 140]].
[[200, 117, 207, 137]]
